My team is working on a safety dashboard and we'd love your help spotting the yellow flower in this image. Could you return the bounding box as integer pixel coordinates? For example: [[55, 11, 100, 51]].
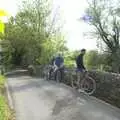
[[0, 9, 9, 34], [0, 20, 5, 34], [0, 9, 9, 16]]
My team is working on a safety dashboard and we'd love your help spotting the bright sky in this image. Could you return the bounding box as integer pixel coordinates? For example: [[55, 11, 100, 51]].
[[0, 0, 97, 50]]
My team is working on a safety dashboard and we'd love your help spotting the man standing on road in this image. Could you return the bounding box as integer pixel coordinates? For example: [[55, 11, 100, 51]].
[[76, 49, 86, 85], [76, 49, 86, 72], [54, 53, 64, 81]]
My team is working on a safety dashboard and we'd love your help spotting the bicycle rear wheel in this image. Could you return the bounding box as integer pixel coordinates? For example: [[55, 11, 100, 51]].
[[80, 77, 96, 95]]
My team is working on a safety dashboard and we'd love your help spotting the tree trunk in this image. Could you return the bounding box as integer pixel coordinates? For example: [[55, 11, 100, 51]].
[[111, 50, 120, 73]]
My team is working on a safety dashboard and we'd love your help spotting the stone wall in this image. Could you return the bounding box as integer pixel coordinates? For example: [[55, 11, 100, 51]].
[[89, 71, 120, 108], [33, 66, 120, 108]]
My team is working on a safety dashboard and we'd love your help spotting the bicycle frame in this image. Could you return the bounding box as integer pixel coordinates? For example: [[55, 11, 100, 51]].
[[74, 70, 96, 95], [76, 71, 88, 81]]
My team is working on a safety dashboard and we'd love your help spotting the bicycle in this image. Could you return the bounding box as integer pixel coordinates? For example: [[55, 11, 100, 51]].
[[70, 70, 96, 95], [43, 65, 51, 80], [44, 65, 64, 83]]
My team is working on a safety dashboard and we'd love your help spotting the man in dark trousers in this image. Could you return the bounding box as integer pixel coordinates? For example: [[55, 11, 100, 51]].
[[54, 53, 64, 81], [76, 49, 86, 85]]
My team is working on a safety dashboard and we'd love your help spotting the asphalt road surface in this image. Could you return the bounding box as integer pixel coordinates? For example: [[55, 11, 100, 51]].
[[7, 70, 120, 120]]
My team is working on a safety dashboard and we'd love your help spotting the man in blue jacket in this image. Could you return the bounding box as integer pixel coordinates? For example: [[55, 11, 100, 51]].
[[54, 53, 64, 81], [54, 53, 64, 68]]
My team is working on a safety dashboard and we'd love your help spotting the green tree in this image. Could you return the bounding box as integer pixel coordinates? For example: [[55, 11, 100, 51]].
[[85, 50, 99, 69], [1, 0, 66, 67], [86, 0, 120, 72], [85, 50, 112, 71], [64, 50, 80, 68]]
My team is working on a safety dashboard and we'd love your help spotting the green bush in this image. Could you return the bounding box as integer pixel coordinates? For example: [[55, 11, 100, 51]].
[[0, 96, 14, 120], [0, 76, 14, 120], [0, 75, 5, 90], [64, 60, 75, 68], [0, 75, 5, 85]]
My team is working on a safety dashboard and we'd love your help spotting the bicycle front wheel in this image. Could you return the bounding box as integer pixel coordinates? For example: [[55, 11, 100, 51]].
[[80, 77, 96, 95]]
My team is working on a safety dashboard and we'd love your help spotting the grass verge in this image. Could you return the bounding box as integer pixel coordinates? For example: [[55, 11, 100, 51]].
[[0, 75, 15, 120]]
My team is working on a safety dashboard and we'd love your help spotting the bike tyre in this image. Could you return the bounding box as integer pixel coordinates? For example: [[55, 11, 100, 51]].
[[80, 76, 96, 95]]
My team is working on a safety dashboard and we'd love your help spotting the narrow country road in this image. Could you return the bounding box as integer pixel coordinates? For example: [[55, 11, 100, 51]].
[[7, 70, 120, 120]]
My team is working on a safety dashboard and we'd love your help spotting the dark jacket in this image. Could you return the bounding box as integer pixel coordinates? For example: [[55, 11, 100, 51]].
[[54, 56, 64, 67], [76, 54, 85, 69]]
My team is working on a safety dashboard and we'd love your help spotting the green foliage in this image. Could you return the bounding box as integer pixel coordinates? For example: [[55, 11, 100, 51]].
[[85, 50, 113, 71], [64, 51, 79, 68], [85, 50, 99, 69], [0, 75, 5, 90], [86, 0, 120, 72], [64, 57, 75, 68], [1, 0, 66, 67], [64, 50, 112, 72], [39, 35, 67, 65], [0, 96, 8, 120], [0, 76, 14, 120], [0, 96, 14, 120]]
